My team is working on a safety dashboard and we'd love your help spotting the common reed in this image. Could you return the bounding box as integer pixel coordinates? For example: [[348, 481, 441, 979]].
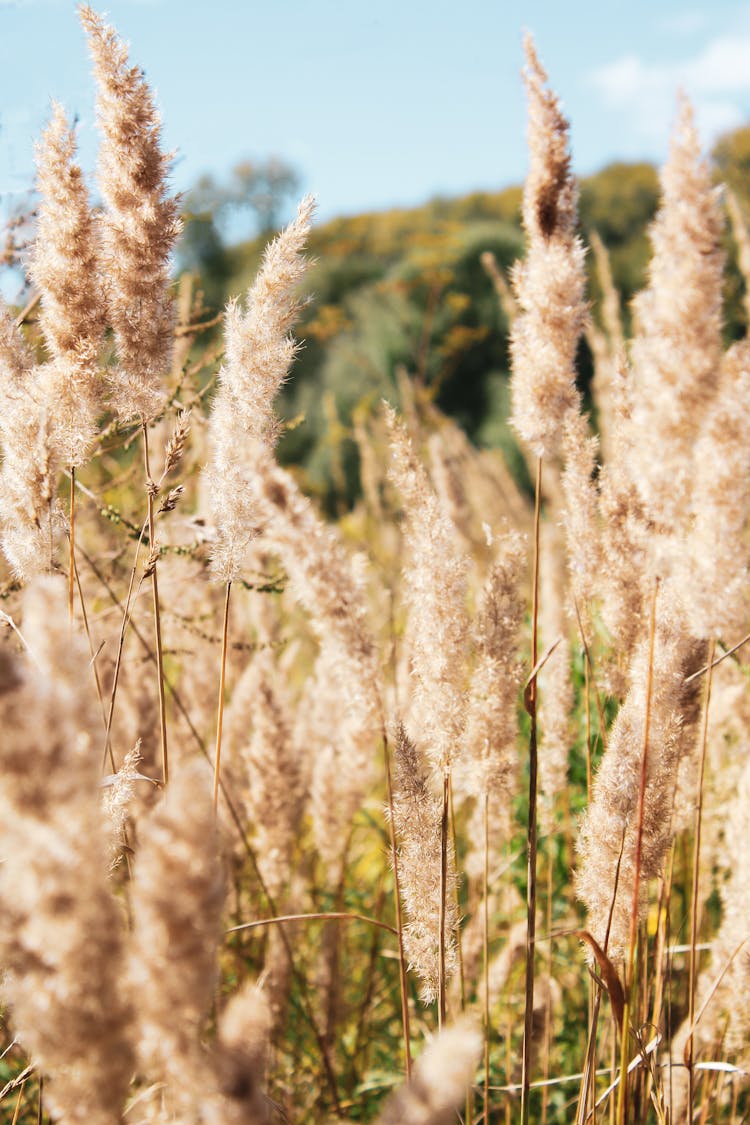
[[2, 10, 750, 1125]]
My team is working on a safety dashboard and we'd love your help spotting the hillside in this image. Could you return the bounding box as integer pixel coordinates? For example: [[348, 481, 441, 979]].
[[183, 147, 749, 505]]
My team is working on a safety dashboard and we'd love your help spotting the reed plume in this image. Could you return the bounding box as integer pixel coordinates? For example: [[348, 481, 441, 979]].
[[227, 650, 305, 898], [0, 307, 60, 578], [253, 454, 383, 855], [462, 526, 525, 880], [0, 578, 134, 1123], [213, 982, 272, 1123], [81, 4, 180, 422], [628, 96, 724, 533], [374, 1019, 480, 1125], [390, 724, 459, 1005], [385, 404, 469, 776], [677, 339, 750, 640], [537, 522, 574, 824], [128, 761, 224, 1110], [30, 102, 105, 467], [207, 195, 314, 583], [576, 618, 705, 959], [509, 34, 587, 460]]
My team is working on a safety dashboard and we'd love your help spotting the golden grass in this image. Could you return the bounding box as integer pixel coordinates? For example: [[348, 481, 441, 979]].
[[0, 12, 749, 1125]]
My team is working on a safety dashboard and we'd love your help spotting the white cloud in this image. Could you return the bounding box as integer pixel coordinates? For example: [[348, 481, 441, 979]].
[[588, 30, 750, 150]]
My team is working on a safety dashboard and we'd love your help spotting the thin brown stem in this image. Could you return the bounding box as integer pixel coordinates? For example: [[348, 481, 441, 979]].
[[226, 911, 398, 936], [438, 764, 450, 1030], [10, 1083, 24, 1125], [70, 550, 110, 755], [483, 789, 491, 1125], [101, 518, 149, 771], [382, 727, 413, 1077], [67, 466, 75, 625], [541, 854, 554, 1125], [686, 638, 715, 1119], [213, 579, 232, 813], [521, 454, 543, 1125], [142, 420, 169, 784], [617, 576, 659, 1125], [449, 776, 467, 1015]]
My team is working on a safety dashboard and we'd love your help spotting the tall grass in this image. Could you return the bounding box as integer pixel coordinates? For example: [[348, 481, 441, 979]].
[[0, 10, 749, 1125]]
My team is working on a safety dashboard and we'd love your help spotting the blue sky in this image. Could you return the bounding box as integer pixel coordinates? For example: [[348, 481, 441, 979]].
[[2, 0, 750, 226]]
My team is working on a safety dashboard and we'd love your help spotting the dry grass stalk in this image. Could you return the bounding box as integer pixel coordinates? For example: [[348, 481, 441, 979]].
[[206, 195, 314, 584], [628, 96, 724, 533], [5, 9, 750, 1123], [374, 1019, 481, 1125], [81, 4, 180, 422], [226, 650, 305, 899], [576, 615, 705, 962], [390, 724, 459, 1006], [30, 102, 105, 468], [385, 404, 469, 777], [0, 578, 134, 1124], [462, 525, 525, 879], [0, 306, 61, 579], [128, 760, 226, 1116], [253, 453, 382, 867], [509, 35, 587, 461]]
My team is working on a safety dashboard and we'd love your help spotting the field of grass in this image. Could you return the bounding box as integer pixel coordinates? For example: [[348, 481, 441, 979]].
[[0, 9, 749, 1125]]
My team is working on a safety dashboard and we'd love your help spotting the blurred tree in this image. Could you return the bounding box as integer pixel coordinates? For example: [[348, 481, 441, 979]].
[[178, 157, 301, 302], [713, 124, 750, 205], [579, 162, 659, 315], [178, 173, 231, 306], [226, 157, 301, 234]]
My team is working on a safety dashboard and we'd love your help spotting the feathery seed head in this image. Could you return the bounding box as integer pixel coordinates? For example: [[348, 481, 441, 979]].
[[31, 102, 105, 388], [385, 404, 469, 774], [207, 195, 315, 582], [375, 1018, 480, 1125], [628, 95, 725, 529], [509, 36, 588, 459], [81, 4, 180, 421]]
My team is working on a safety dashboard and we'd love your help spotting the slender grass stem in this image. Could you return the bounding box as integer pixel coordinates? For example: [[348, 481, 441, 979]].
[[686, 638, 716, 1118], [449, 776, 467, 1016], [382, 729, 413, 1078], [67, 466, 75, 625], [483, 790, 490, 1125], [521, 454, 543, 1125], [438, 764, 450, 1030], [541, 854, 554, 1125], [213, 579, 232, 813], [616, 577, 659, 1125], [226, 911, 398, 936], [142, 420, 169, 785], [101, 518, 149, 771], [10, 1083, 24, 1125]]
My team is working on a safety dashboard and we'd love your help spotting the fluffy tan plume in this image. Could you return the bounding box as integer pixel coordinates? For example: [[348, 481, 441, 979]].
[[0, 577, 134, 1123], [509, 35, 587, 459], [81, 4, 180, 421], [30, 102, 105, 467], [375, 1018, 480, 1125], [207, 195, 315, 582]]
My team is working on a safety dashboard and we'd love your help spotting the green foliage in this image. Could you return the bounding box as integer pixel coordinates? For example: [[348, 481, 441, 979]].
[[178, 157, 301, 298], [278, 217, 522, 504], [184, 141, 750, 502], [713, 124, 750, 204], [579, 161, 659, 317]]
